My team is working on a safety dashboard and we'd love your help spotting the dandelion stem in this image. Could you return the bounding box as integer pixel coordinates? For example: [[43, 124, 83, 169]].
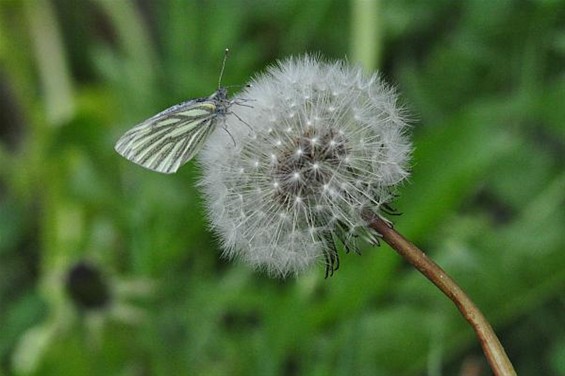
[[366, 214, 516, 376]]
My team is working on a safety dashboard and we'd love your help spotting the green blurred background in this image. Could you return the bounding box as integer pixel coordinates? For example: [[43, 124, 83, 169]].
[[1, 0, 564, 375]]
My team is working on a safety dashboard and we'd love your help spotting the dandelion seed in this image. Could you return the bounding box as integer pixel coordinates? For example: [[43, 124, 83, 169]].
[[199, 55, 411, 278]]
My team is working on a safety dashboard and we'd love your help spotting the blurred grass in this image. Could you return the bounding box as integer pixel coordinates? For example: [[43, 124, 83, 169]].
[[0, 0, 564, 375]]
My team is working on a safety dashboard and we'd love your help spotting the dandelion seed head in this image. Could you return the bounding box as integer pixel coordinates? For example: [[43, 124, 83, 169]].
[[200, 55, 412, 278]]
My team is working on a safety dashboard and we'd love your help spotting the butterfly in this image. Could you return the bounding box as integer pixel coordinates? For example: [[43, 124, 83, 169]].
[[115, 49, 234, 174]]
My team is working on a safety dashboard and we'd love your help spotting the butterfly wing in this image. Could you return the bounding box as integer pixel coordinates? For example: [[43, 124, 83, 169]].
[[115, 99, 220, 174]]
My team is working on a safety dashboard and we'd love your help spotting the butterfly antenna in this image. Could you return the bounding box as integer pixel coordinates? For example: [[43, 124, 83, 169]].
[[218, 48, 229, 89]]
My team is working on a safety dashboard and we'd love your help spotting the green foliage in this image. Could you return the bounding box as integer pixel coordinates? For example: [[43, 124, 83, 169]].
[[0, 0, 563, 375]]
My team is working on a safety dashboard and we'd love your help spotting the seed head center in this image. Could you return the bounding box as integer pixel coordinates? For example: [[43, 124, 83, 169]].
[[271, 127, 349, 208]]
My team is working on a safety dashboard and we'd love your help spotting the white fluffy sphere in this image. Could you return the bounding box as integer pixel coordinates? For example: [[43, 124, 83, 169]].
[[199, 55, 411, 278]]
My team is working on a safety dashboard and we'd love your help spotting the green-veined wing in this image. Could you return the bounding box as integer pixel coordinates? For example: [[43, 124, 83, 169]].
[[115, 88, 230, 174]]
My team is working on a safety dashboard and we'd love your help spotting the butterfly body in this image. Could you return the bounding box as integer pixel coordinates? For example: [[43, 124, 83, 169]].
[[115, 88, 230, 174]]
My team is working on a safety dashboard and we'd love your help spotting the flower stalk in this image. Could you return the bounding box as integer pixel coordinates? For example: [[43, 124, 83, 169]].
[[365, 213, 516, 376]]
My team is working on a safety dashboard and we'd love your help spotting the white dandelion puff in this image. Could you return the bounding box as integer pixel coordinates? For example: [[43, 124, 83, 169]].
[[199, 55, 412, 278]]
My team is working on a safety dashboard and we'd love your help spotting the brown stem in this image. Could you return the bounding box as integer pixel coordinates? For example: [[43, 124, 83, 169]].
[[366, 214, 516, 376]]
